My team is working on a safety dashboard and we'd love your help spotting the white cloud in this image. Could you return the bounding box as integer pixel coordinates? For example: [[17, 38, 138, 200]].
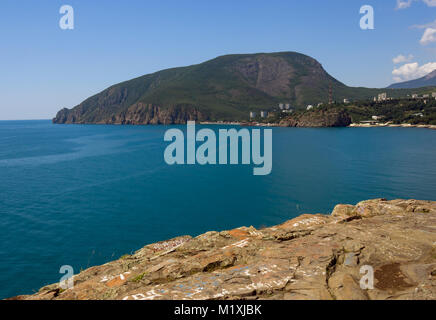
[[393, 54, 414, 64], [392, 61, 436, 82], [411, 20, 436, 46], [396, 0, 415, 9], [420, 28, 436, 44], [423, 0, 436, 6], [397, 0, 436, 9]]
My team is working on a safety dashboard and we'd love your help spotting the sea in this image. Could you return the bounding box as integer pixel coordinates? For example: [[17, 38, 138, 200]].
[[1, 120, 435, 298]]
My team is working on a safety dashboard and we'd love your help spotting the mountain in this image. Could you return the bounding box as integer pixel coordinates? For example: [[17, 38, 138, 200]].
[[53, 52, 428, 124], [388, 69, 436, 89]]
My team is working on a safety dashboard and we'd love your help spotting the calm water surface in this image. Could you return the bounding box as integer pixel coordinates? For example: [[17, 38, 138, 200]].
[[1, 120, 435, 298]]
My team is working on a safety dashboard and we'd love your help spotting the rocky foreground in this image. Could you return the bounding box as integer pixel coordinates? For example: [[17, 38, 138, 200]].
[[12, 199, 436, 300]]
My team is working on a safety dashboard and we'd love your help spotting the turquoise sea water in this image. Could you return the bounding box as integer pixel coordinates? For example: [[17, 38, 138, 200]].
[[1, 120, 436, 298]]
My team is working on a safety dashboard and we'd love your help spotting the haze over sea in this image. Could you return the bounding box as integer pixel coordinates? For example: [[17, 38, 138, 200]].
[[1, 120, 436, 298]]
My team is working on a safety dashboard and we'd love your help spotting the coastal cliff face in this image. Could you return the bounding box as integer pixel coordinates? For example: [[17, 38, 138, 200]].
[[279, 109, 352, 127], [10, 199, 436, 300], [54, 103, 209, 125]]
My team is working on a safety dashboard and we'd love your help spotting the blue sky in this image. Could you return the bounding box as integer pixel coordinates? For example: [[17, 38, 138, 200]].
[[1, 0, 436, 120]]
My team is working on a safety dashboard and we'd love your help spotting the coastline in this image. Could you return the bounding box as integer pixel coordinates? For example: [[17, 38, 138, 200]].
[[202, 120, 436, 129], [198, 121, 241, 126], [349, 123, 436, 130], [10, 198, 436, 300], [50, 120, 436, 129]]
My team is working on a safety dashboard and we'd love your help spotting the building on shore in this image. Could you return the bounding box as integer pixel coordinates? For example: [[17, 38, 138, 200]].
[[279, 103, 284, 110], [372, 115, 384, 121], [249, 112, 256, 119], [412, 94, 418, 99], [360, 120, 379, 125], [377, 93, 387, 101], [260, 111, 268, 118], [343, 98, 350, 104], [306, 105, 314, 110], [432, 92, 436, 99]]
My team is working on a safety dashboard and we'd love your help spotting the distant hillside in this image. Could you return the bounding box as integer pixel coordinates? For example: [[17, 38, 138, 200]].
[[388, 70, 436, 89], [53, 52, 432, 124]]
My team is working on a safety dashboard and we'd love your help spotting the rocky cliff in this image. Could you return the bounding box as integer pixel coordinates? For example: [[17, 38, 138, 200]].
[[54, 103, 208, 125], [279, 108, 352, 127], [10, 199, 436, 300]]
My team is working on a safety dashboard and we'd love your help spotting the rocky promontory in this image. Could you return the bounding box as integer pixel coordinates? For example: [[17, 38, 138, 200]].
[[10, 199, 436, 300], [279, 108, 352, 127], [52, 51, 425, 125], [53, 103, 209, 125]]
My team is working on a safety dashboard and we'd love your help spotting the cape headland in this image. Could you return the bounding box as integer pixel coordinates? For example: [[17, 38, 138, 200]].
[[10, 199, 436, 300], [52, 52, 431, 126]]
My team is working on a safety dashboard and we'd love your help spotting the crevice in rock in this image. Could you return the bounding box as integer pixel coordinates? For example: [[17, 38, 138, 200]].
[[325, 251, 341, 300]]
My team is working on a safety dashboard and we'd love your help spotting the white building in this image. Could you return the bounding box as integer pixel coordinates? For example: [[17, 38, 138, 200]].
[[377, 93, 387, 101], [306, 105, 314, 110], [412, 94, 418, 99], [285, 104, 291, 110], [343, 98, 350, 104], [432, 92, 436, 99], [249, 112, 256, 119], [279, 103, 284, 110], [260, 111, 268, 118]]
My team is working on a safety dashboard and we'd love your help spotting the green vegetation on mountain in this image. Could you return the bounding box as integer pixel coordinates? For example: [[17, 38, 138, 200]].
[[345, 99, 436, 125], [53, 52, 436, 124]]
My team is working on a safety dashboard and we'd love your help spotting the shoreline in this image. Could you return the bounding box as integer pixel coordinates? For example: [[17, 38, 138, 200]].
[[198, 121, 241, 126], [51, 120, 436, 129], [349, 123, 436, 130], [199, 121, 436, 129]]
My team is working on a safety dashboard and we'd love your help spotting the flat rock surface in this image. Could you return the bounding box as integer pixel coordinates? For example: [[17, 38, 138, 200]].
[[11, 199, 436, 300]]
